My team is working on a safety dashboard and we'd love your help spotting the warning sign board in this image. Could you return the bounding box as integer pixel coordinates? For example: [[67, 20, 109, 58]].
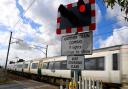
[[67, 56, 84, 70], [61, 32, 92, 56]]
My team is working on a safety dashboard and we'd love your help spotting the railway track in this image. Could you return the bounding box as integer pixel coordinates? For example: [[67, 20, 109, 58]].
[[0, 72, 59, 89]]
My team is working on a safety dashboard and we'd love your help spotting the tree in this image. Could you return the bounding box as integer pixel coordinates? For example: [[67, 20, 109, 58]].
[[104, 0, 128, 21]]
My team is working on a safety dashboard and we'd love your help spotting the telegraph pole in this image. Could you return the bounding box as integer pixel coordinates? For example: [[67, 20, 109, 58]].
[[5, 32, 12, 74]]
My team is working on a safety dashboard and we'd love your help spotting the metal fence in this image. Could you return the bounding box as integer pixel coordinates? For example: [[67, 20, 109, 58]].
[[78, 77, 103, 89], [60, 77, 103, 89]]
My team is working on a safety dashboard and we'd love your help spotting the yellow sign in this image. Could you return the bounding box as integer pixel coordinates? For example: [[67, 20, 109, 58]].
[[69, 80, 76, 89]]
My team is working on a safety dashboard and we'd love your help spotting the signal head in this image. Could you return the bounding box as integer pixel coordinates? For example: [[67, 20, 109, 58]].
[[79, 4, 86, 13]]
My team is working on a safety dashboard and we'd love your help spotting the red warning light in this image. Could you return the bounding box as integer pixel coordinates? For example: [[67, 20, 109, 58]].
[[79, 4, 86, 13]]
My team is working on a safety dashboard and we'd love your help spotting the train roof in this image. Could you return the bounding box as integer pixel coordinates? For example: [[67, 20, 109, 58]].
[[93, 44, 128, 52], [22, 44, 128, 61], [93, 44, 122, 53]]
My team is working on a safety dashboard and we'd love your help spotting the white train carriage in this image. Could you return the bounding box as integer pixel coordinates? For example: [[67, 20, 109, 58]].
[[29, 60, 40, 75], [8, 63, 16, 71], [7, 44, 128, 88], [7, 63, 14, 70], [41, 56, 71, 79], [81, 44, 128, 85], [13, 63, 17, 71], [23, 60, 32, 74], [15, 62, 24, 72], [40, 44, 128, 87]]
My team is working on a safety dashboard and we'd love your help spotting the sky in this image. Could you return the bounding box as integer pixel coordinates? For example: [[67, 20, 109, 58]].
[[0, 0, 128, 66]]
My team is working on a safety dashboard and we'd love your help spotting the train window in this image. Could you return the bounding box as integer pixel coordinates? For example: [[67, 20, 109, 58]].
[[112, 53, 119, 70], [54, 61, 61, 70], [48, 62, 54, 69], [17, 64, 22, 68], [85, 59, 96, 70], [24, 64, 28, 68], [31, 63, 38, 69], [60, 61, 67, 69], [85, 57, 104, 70], [42, 62, 48, 69]]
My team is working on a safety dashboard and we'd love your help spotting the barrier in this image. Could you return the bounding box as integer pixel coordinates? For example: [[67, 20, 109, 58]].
[[78, 76, 103, 89], [59, 77, 103, 89]]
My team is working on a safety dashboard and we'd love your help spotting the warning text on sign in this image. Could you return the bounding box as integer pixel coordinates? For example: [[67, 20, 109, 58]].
[[61, 32, 92, 56], [67, 56, 84, 70]]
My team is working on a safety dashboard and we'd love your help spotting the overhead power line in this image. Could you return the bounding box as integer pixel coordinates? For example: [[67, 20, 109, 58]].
[[13, 0, 36, 28]]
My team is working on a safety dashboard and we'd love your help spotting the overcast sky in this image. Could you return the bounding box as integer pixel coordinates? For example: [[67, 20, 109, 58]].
[[0, 0, 128, 66]]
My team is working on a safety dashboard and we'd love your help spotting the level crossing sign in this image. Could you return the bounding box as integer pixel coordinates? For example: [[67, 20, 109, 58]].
[[61, 32, 92, 56], [56, 0, 96, 35], [67, 56, 84, 70]]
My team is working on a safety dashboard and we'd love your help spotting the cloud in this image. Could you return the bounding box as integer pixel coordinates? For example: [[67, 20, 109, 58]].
[[96, 4, 101, 23], [106, 4, 128, 26], [0, 31, 10, 46], [19, 0, 78, 25], [0, 0, 19, 28], [0, 48, 43, 66], [0, 0, 106, 66], [12, 41, 31, 50], [18, 0, 101, 51], [17, 0, 79, 56], [0, 0, 66, 62], [99, 26, 128, 48]]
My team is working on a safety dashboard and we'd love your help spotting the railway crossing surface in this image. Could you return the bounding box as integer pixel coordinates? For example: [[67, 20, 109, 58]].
[[0, 80, 58, 89]]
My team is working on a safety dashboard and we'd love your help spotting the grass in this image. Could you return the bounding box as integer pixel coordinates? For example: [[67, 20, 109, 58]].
[[0, 78, 16, 85], [0, 69, 15, 85]]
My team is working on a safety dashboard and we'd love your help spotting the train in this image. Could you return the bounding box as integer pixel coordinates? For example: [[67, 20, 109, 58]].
[[7, 44, 128, 89]]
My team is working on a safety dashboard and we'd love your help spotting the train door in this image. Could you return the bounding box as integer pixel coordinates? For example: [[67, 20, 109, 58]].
[[38, 60, 42, 76], [110, 53, 121, 83], [48, 61, 55, 73]]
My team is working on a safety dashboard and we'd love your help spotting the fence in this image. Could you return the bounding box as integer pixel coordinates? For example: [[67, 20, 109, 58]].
[[60, 77, 103, 89]]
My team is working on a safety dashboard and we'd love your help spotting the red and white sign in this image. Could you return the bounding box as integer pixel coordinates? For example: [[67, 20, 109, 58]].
[[56, 0, 96, 35]]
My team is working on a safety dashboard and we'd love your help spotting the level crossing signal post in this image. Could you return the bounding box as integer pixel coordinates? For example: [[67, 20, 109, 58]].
[[56, 0, 95, 34], [56, 0, 96, 89]]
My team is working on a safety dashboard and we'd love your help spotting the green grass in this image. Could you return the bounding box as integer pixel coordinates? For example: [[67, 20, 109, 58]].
[[0, 80, 9, 84], [0, 77, 16, 85]]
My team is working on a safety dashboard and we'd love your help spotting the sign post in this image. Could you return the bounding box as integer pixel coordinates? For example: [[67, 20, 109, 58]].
[[56, 0, 95, 88], [67, 56, 84, 89]]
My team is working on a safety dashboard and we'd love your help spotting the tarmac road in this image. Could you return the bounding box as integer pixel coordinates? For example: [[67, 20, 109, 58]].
[[0, 79, 59, 89]]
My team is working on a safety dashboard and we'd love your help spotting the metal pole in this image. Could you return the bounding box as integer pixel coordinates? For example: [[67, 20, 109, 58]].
[[74, 70, 78, 89], [79, 76, 82, 89], [5, 32, 12, 77], [46, 45, 48, 58]]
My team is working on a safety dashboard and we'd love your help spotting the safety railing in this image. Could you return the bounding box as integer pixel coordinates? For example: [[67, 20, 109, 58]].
[[60, 76, 103, 89]]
